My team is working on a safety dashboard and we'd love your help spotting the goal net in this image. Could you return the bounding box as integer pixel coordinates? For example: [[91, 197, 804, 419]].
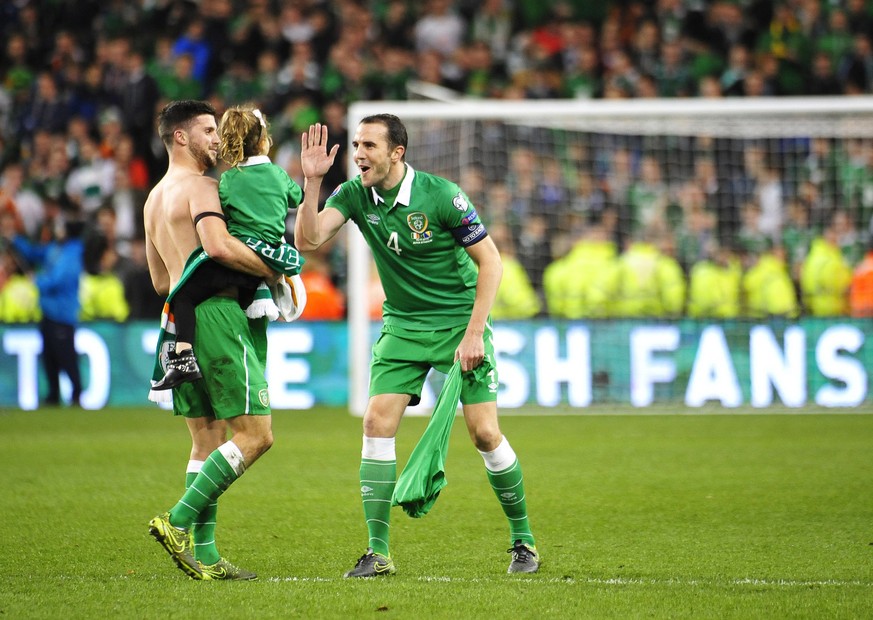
[[344, 98, 873, 414]]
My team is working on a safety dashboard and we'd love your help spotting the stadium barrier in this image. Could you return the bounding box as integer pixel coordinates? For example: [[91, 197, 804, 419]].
[[1, 318, 870, 411]]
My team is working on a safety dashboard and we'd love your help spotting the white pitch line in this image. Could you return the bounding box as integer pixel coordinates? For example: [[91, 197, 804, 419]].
[[264, 576, 872, 587]]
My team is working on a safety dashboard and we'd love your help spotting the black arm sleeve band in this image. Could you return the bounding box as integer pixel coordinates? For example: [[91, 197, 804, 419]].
[[193, 211, 228, 226]]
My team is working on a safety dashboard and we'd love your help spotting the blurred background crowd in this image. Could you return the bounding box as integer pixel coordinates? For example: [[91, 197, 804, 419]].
[[1, 0, 873, 326]]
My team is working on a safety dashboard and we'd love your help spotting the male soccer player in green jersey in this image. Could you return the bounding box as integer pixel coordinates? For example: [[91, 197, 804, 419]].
[[296, 114, 539, 577]]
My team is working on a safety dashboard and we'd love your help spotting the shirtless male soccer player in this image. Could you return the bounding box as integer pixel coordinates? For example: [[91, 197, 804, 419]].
[[144, 100, 277, 581]]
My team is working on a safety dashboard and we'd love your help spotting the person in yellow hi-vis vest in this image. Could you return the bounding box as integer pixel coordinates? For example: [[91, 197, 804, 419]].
[[543, 211, 618, 318], [742, 242, 799, 318], [79, 272, 130, 321], [79, 234, 130, 322], [801, 211, 853, 316], [0, 247, 41, 322], [613, 228, 686, 318], [490, 223, 541, 320], [687, 241, 742, 319]]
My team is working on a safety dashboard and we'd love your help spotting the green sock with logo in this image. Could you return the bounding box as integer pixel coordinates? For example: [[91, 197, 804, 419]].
[[169, 442, 244, 530], [480, 437, 536, 547], [359, 436, 397, 557]]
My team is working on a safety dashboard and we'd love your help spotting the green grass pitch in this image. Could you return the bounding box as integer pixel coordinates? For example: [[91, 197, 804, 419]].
[[0, 405, 871, 619]]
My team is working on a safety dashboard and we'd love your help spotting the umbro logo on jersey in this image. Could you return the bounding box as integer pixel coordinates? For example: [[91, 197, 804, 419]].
[[361, 485, 373, 495], [366, 213, 380, 225], [500, 492, 517, 500]]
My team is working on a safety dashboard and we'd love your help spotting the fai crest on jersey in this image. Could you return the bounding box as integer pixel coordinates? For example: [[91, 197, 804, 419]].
[[407, 212, 428, 232], [407, 212, 433, 244], [452, 193, 469, 212]]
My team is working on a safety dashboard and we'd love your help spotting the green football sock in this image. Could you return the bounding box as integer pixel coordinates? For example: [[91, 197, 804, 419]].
[[486, 459, 536, 547], [170, 443, 243, 530], [359, 458, 396, 557], [186, 469, 220, 565]]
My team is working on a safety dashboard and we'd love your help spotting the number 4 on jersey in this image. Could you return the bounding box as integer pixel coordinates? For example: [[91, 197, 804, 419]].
[[387, 231, 402, 255]]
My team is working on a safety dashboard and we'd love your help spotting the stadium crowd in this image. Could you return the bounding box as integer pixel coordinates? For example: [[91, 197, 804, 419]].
[[1, 0, 873, 323]]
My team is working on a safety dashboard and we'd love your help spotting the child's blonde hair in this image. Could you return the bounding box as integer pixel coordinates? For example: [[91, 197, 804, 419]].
[[218, 105, 269, 167]]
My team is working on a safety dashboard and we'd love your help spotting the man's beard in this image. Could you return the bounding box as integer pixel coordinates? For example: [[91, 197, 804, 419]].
[[190, 141, 217, 169]]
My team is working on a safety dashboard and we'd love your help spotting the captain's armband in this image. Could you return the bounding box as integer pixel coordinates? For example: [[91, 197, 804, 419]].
[[452, 223, 488, 247]]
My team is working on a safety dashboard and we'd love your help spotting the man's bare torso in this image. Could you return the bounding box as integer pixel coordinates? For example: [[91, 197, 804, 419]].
[[144, 169, 217, 291]]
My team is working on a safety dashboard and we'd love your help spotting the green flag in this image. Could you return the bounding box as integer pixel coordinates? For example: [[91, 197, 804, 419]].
[[392, 362, 463, 518]]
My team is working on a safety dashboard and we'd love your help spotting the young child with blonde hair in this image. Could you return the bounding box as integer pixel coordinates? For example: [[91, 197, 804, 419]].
[[152, 105, 305, 390]]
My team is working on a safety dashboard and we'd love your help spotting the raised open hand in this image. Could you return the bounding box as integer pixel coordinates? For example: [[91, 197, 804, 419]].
[[301, 123, 340, 180]]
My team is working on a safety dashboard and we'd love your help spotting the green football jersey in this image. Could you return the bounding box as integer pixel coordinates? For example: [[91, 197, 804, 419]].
[[219, 156, 303, 244], [326, 165, 487, 330]]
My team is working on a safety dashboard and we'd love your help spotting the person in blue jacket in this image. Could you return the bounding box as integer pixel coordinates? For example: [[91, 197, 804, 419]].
[[12, 215, 85, 406]]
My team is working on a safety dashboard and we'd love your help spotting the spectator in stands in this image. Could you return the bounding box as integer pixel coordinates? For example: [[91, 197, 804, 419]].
[[504, 145, 539, 224], [654, 38, 693, 97], [156, 52, 203, 101], [628, 154, 670, 236], [845, 0, 873, 38], [815, 8, 854, 70], [675, 200, 716, 274], [742, 241, 799, 319], [568, 169, 607, 227], [736, 201, 769, 257], [469, 0, 514, 74], [563, 43, 602, 98], [800, 138, 840, 214], [801, 211, 853, 316], [19, 72, 70, 140], [489, 222, 541, 320], [687, 240, 742, 319], [831, 207, 864, 267], [79, 231, 129, 322], [376, 0, 416, 52], [64, 137, 115, 215], [808, 51, 843, 95], [0, 161, 42, 238], [781, 197, 814, 283], [756, 2, 810, 96], [721, 43, 751, 96], [838, 33, 873, 93], [515, 212, 551, 297], [66, 62, 106, 125], [29, 139, 70, 206], [849, 236, 873, 317], [754, 155, 784, 240], [836, 138, 873, 229], [119, 49, 161, 158]]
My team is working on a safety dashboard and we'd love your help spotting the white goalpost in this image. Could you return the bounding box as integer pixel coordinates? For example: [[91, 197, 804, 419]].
[[344, 97, 873, 414]]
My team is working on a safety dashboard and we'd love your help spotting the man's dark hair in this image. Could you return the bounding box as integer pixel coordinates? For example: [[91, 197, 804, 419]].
[[157, 100, 216, 148], [361, 113, 408, 160]]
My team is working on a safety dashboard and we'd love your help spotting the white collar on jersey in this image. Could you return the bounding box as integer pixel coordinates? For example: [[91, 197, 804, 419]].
[[239, 155, 272, 167], [370, 163, 415, 208]]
